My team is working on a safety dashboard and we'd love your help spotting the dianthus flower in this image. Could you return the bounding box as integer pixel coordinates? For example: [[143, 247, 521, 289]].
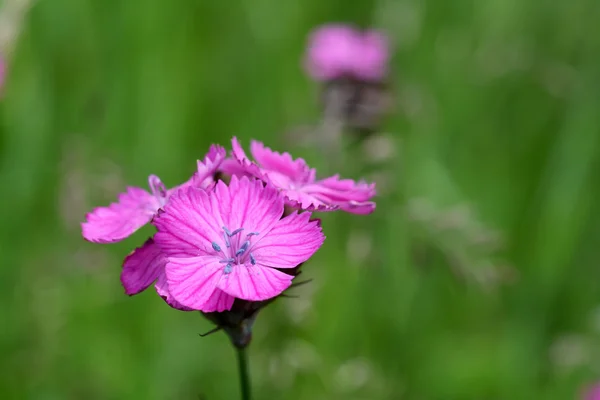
[[231, 138, 376, 214], [152, 176, 325, 312]]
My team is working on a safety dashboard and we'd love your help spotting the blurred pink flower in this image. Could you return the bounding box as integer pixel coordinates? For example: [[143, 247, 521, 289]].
[[81, 145, 226, 244], [152, 176, 325, 312], [232, 137, 376, 214], [304, 24, 389, 82]]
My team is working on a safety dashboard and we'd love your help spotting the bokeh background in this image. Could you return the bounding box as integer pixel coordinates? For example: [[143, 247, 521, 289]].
[[1, 0, 600, 399]]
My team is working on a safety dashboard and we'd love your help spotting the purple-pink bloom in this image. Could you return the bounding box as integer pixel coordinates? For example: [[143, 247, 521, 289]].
[[81, 145, 226, 244], [152, 176, 325, 312], [304, 24, 389, 82], [232, 138, 376, 214]]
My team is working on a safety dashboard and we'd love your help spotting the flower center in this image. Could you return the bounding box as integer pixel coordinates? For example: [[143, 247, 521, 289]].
[[211, 226, 259, 275]]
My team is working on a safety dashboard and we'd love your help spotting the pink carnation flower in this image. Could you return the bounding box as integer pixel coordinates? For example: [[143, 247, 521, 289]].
[[152, 176, 325, 312], [231, 138, 376, 214], [304, 24, 389, 82]]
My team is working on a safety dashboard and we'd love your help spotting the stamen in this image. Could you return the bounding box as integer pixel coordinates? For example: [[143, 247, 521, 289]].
[[223, 226, 232, 237], [223, 263, 233, 274], [236, 240, 250, 256], [230, 228, 244, 237], [250, 253, 256, 265], [223, 231, 230, 248], [211, 242, 221, 252], [247, 232, 260, 237], [219, 258, 234, 264]]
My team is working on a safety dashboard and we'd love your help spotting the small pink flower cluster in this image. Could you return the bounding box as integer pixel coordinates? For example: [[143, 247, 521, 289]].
[[82, 138, 376, 313]]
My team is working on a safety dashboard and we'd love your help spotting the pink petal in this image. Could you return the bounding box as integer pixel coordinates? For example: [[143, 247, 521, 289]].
[[304, 24, 362, 81], [231, 137, 264, 179], [252, 211, 325, 269], [201, 289, 235, 312], [249, 140, 314, 184], [302, 175, 376, 215], [282, 190, 339, 212], [339, 200, 376, 214], [155, 271, 194, 311], [153, 187, 225, 257], [217, 264, 293, 301], [195, 144, 227, 185], [165, 256, 225, 310], [352, 31, 389, 81], [219, 157, 253, 178], [222, 176, 284, 234], [310, 175, 376, 201], [81, 187, 158, 243], [121, 238, 166, 295]]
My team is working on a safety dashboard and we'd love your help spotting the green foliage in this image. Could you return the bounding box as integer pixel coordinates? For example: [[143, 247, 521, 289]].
[[1, 0, 599, 398]]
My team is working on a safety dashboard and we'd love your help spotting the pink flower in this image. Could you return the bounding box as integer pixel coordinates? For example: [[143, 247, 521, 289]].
[[584, 383, 600, 400], [152, 176, 325, 312], [232, 138, 376, 214], [81, 145, 226, 244], [304, 24, 389, 82]]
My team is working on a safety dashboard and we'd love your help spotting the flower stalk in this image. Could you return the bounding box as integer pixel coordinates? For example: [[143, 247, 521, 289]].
[[236, 347, 252, 400]]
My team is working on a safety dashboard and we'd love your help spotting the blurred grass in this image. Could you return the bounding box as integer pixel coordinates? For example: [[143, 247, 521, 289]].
[[1, 0, 600, 399]]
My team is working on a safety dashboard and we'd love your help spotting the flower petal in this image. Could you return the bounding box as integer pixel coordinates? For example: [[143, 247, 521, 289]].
[[195, 144, 227, 186], [282, 190, 339, 212], [217, 264, 293, 301], [339, 200, 376, 215], [302, 175, 376, 214], [201, 289, 235, 312], [165, 256, 226, 310], [223, 176, 284, 235], [81, 187, 157, 243], [231, 137, 264, 179], [153, 186, 225, 257], [353, 30, 389, 81], [251, 211, 325, 269], [308, 175, 376, 201], [304, 24, 362, 81], [249, 140, 314, 184], [155, 271, 193, 311], [219, 157, 253, 179], [121, 238, 165, 295]]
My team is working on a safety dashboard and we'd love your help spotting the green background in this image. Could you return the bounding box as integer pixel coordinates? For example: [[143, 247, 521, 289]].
[[1, 0, 599, 399]]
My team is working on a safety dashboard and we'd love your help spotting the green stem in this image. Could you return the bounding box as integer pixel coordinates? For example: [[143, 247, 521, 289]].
[[236, 347, 252, 400]]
